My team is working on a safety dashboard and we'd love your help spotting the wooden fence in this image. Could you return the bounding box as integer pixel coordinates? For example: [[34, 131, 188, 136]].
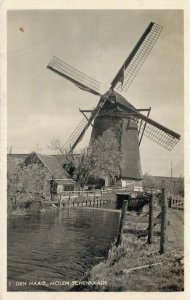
[[171, 195, 184, 210], [54, 188, 119, 208], [116, 189, 169, 254]]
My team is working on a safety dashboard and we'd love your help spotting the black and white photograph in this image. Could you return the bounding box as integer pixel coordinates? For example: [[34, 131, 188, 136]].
[[2, 6, 186, 295]]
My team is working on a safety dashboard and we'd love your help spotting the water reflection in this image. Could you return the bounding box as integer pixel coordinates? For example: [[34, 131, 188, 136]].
[[7, 207, 120, 291]]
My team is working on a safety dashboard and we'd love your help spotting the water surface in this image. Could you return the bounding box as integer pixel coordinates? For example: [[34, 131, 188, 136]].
[[7, 207, 120, 291]]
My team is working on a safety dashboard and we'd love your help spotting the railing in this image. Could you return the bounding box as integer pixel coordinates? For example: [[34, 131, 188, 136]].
[[58, 188, 124, 199], [54, 189, 117, 208]]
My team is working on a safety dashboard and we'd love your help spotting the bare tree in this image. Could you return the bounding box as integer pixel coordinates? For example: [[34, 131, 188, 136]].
[[49, 129, 121, 188], [89, 129, 121, 179]]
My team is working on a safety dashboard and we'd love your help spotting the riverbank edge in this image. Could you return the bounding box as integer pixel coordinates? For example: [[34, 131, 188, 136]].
[[8, 197, 119, 217], [71, 235, 184, 292], [7, 199, 63, 216]]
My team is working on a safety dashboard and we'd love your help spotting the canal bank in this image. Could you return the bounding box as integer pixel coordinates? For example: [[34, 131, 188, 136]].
[[71, 209, 184, 292], [8, 188, 117, 216]]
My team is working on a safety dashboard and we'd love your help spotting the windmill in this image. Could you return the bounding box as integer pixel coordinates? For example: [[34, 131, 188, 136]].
[[47, 22, 180, 188]]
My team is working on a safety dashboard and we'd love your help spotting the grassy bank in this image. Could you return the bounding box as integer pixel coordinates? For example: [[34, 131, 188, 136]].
[[72, 209, 184, 292], [72, 236, 183, 292]]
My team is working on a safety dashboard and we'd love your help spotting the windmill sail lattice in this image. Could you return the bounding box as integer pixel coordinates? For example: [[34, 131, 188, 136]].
[[138, 119, 179, 151], [62, 96, 108, 152], [111, 22, 163, 93], [47, 56, 102, 96], [63, 116, 89, 152], [116, 101, 180, 151]]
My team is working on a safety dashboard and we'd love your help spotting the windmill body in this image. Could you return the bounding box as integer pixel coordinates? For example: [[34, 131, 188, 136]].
[[47, 22, 180, 189], [91, 91, 142, 186]]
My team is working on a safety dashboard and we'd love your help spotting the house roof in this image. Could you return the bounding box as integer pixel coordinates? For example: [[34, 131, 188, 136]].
[[7, 154, 29, 159], [24, 152, 72, 179]]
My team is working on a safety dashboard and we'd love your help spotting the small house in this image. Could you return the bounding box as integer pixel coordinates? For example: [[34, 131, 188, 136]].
[[23, 152, 76, 194]]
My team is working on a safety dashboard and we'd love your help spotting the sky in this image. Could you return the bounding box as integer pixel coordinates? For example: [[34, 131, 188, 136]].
[[7, 9, 184, 177]]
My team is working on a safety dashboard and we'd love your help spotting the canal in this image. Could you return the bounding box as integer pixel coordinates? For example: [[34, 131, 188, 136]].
[[7, 206, 120, 291]]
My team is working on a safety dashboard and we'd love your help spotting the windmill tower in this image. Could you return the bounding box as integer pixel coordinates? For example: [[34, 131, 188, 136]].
[[47, 22, 180, 188]]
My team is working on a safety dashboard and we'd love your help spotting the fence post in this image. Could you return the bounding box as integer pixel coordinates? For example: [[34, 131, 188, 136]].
[[116, 200, 128, 246], [148, 193, 154, 244], [101, 189, 103, 207], [59, 194, 62, 208], [160, 188, 168, 254], [69, 192, 71, 206]]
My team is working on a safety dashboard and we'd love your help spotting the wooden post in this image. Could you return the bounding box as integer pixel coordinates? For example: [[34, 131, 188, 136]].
[[148, 194, 154, 244], [68, 192, 70, 206], [59, 194, 62, 208], [101, 189, 103, 207], [93, 191, 96, 206], [78, 191, 80, 202], [116, 200, 128, 246], [160, 188, 168, 254]]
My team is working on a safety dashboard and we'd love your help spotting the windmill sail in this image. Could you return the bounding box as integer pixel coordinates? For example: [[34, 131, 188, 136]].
[[117, 101, 180, 151], [111, 22, 163, 93], [136, 116, 180, 151], [47, 56, 102, 96], [63, 97, 108, 152], [63, 116, 89, 153]]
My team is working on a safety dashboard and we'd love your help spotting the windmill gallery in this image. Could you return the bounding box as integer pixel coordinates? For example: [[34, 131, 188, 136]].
[[46, 22, 180, 191]]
